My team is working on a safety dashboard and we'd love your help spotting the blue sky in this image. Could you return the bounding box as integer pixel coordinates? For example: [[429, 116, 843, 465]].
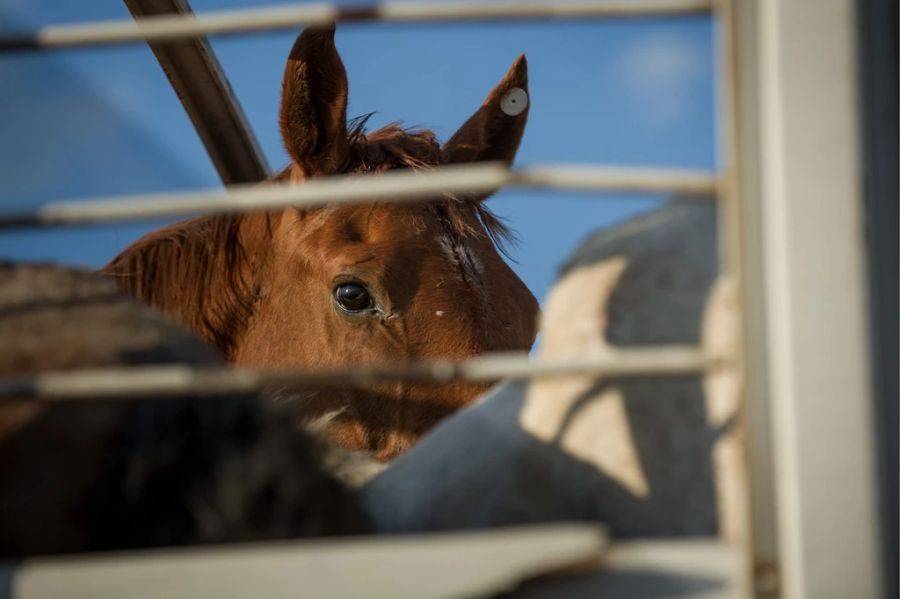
[[0, 0, 717, 303]]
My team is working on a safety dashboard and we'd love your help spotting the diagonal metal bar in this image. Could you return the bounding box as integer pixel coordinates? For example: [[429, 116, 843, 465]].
[[123, 0, 270, 184]]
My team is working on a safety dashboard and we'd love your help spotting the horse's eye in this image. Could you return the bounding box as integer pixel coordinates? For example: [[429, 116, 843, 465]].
[[334, 283, 373, 313]]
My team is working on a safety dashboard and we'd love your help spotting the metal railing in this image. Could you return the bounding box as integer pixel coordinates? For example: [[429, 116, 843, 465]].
[[0, 0, 732, 450], [0, 0, 713, 50], [0, 0, 764, 596], [0, 163, 717, 229], [6, 0, 885, 596], [0, 347, 723, 402]]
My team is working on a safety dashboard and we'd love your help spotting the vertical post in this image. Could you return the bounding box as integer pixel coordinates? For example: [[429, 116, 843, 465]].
[[715, 1, 779, 596], [742, 0, 884, 597], [721, 0, 781, 596]]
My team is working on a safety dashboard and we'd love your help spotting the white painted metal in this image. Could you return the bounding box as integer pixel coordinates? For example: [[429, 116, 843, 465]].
[[713, 1, 757, 595], [0, 163, 718, 229], [0, 346, 722, 402], [11, 534, 745, 599], [511, 164, 718, 195], [728, 1, 781, 595], [749, 0, 883, 597], [13, 524, 607, 599], [0, 1, 713, 50]]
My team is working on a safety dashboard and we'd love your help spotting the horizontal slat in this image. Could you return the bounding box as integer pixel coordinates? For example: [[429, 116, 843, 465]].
[[10, 534, 743, 599], [0, 347, 723, 402], [0, 1, 714, 51], [0, 163, 718, 230], [13, 524, 608, 599]]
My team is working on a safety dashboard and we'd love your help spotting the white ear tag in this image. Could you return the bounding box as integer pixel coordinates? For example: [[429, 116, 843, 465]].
[[500, 87, 528, 116]]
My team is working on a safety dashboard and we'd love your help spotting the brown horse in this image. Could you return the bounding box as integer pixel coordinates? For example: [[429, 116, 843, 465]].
[[104, 25, 539, 460]]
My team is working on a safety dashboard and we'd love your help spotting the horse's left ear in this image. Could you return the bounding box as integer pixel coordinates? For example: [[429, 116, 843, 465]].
[[443, 54, 529, 166], [280, 24, 350, 177]]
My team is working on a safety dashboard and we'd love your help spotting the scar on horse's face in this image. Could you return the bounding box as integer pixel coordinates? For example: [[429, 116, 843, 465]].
[[234, 25, 539, 457]]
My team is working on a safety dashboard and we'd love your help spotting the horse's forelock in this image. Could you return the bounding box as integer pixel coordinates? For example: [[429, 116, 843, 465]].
[[349, 121, 515, 255], [277, 118, 515, 256], [347, 118, 444, 173]]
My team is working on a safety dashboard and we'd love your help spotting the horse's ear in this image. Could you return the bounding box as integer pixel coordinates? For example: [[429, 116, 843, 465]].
[[280, 24, 349, 177], [443, 54, 529, 167]]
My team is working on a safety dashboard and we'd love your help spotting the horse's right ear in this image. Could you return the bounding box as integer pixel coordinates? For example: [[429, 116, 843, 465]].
[[280, 24, 349, 177], [443, 54, 529, 167]]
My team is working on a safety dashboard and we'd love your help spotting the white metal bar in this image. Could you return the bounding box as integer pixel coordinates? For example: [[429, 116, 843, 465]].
[[0, 347, 723, 402], [12, 537, 744, 599], [713, 0, 758, 596], [727, 1, 782, 596], [753, 0, 883, 597], [512, 165, 718, 195], [14, 524, 607, 599], [0, 1, 714, 51], [0, 163, 718, 230]]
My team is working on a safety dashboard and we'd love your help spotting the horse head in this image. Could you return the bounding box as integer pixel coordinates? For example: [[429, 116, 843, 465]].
[[106, 25, 539, 459]]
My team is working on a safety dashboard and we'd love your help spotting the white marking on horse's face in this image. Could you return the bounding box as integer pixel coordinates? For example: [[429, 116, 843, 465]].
[[500, 87, 528, 116], [435, 310, 445, 317], [302, 407, 349, 435], [438, 236, 484, 283]]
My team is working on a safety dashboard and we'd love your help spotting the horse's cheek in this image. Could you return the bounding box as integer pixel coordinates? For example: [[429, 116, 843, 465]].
[[230, 288, 316, 367]]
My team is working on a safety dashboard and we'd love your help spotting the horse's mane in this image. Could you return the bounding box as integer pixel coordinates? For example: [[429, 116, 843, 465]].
[[104, 120, 514, 356], [104, 214, 255, 357]]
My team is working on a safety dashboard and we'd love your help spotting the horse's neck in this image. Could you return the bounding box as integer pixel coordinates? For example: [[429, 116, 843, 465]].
[[103, 212, 274, 358]]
